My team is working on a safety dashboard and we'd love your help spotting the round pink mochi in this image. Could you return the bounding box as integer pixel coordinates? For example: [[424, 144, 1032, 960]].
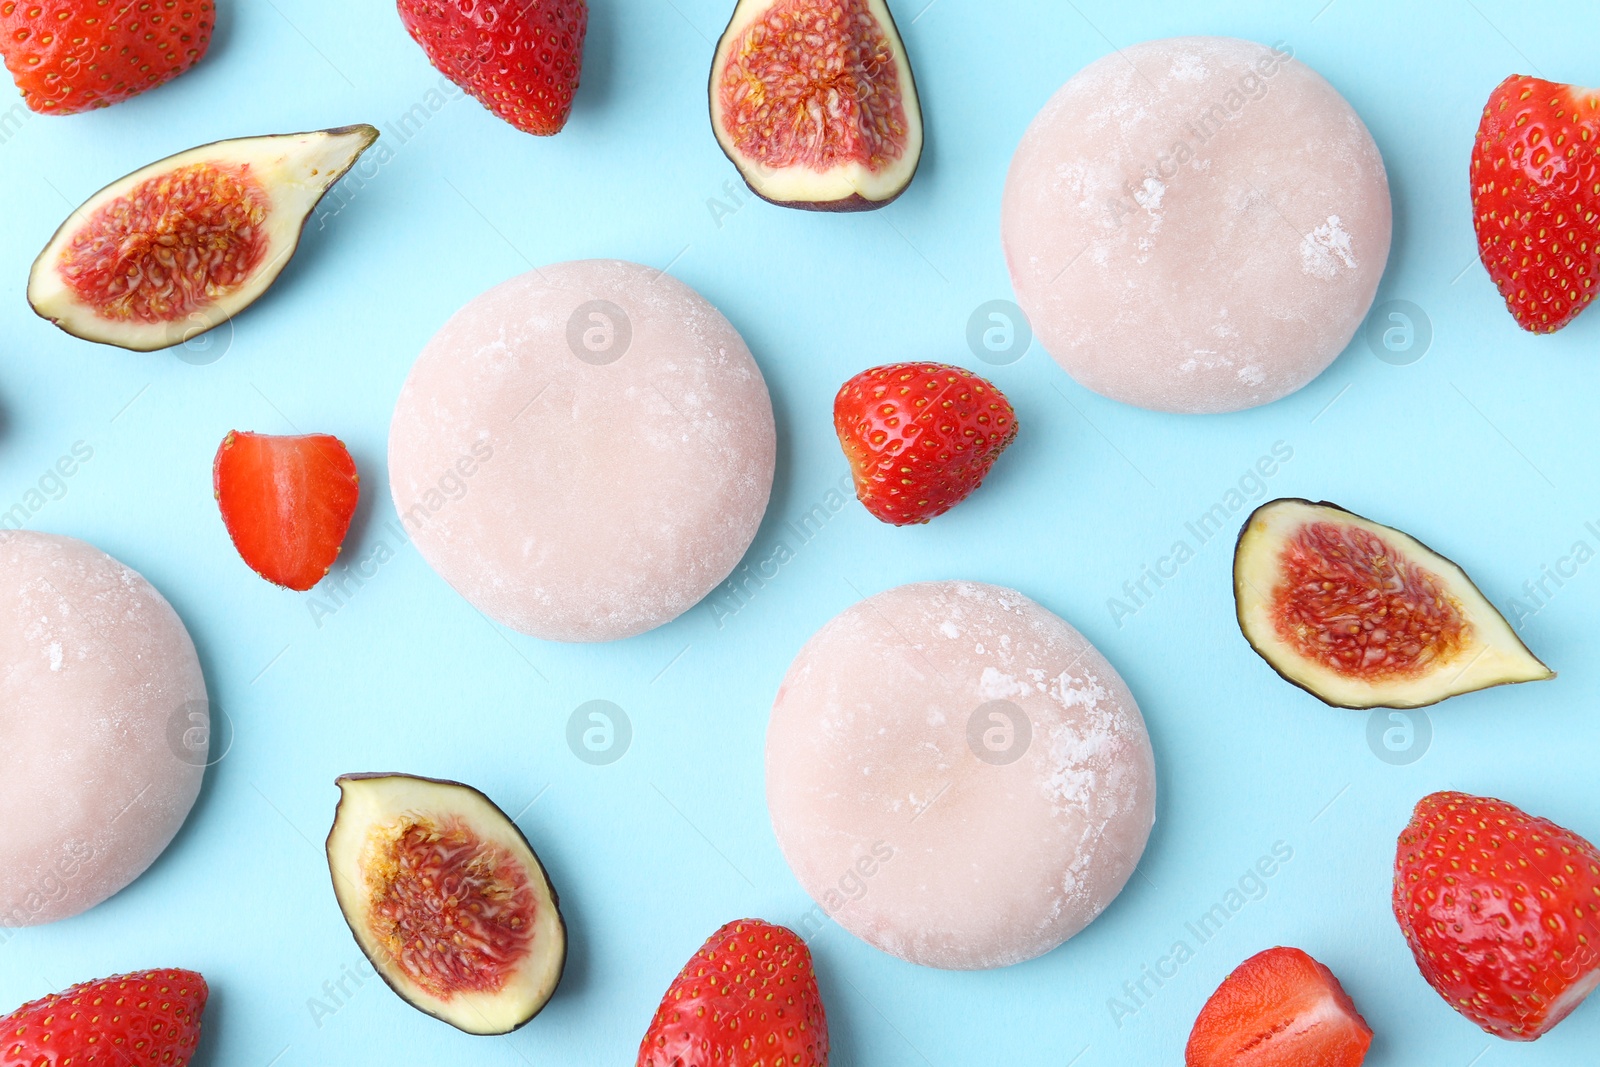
[[1003, 37, 1392, 413], [389, 259, 776, 643], [0, 532, 206, 927], [767, 581, 1156, 970]]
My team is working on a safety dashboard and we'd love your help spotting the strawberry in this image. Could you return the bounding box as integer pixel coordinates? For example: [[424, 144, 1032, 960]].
[[833, 362, 1017, 526], [396, 0, 587, 137], [213, 430, 360, 592], [1471, 75, 1600, 333], [1, 968, 208, 1066], [1186, 946, 1372, 1067], [637, 919, 827, 1067], [1393, 790, 1600, 1040], [0, 0, 212, 116]]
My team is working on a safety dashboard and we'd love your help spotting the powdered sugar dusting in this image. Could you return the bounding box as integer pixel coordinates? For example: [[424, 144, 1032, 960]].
[[767, 580, 1157, 970], [1001, 36, 1391, 413], [0, 531, 206, 927], [1300, 214, 1358, 279], [389, 260, 776, 642]]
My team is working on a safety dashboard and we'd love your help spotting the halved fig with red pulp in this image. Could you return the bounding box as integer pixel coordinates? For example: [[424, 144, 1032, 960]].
[[1234, 499, 1551, 709], [709, 0, 922, 211], [326, 773, 566, 1035], [29, 125, 379, 352]]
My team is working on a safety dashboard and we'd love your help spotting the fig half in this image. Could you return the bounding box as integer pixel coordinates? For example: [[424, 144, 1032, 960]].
[[1234, 499, 1552, 709], [325, 773, 566, 1035], [709, 0, 923, 211], [29, 125, 379, 352]]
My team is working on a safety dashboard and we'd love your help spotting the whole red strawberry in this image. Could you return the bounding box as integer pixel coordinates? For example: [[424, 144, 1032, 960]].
[[0, 968, 208, 1066], [1393, 791, 1600, 1040], [1471, 75, 1600, 333], [834, 362, 1017, 526], [1186, 946, 1372, 1067], [397, 0, 587, 136], [214, 430, 360, 592], [0, 0, 212, 115], [637, 920, 827, 1067]]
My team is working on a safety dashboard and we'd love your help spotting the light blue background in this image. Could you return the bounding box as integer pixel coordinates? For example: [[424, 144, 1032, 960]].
[[2, 0, 1596, 1063]]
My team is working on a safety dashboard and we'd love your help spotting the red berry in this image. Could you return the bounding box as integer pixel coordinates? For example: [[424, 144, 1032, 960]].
[[213, 430, 360, 592], [0, 968, 208, 1066], [1471, 75, 1600, 333], [0, 0, 213, 115], [1393, 790, 1600, 1040], [637, 920, 827, 1067], [396, 0, 587, 137], [833, 361, 1018, 526], [1186, 946, 1372, 1067]]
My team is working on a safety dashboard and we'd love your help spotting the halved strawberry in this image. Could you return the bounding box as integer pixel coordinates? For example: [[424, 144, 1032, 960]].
[[833, 361, 1018, 526], [1186, 946, 1372, 1067], [0, 0, 213, 115], [1471, 75, 1600, 333], [213, 430, 359, 592], [637, 919, 827, 1067], [396, 0, 588, 136], [1, 968, 208, 1066], [1393, 790, 1600, 1040]]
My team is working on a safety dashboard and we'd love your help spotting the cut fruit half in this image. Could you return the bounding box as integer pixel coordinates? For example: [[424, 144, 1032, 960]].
[[709, 0, 923, 211], [29, 125, 379, 353], [1186, 946, 1372, 1067], [1234, 499, 1552, 709], [326, 773, 566, 1035]]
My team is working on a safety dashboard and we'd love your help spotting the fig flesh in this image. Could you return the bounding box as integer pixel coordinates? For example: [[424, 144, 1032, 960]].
[[29, 125, 379, 352], [325, 773, 566, 1035], [1234, 499, 1552, 709], [709, 0, 922, 211]]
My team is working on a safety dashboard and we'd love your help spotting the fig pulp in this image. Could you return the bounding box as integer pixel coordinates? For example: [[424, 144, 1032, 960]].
[[1234, 499, 1552, 709], [325, 773, 566, 1035], [29, 125, 379, 352], [709, 0, 923, 211]]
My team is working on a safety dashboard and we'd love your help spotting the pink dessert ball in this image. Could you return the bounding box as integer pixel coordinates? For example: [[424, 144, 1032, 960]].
[[0, 531, 207, 926], [389, 259, 776, 643], [767, 581, 1157, 970], [1003, 37, 1392, 414]]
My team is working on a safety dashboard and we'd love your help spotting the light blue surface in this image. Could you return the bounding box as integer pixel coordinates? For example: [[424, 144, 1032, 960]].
[[2, 0, 1597, 1063]]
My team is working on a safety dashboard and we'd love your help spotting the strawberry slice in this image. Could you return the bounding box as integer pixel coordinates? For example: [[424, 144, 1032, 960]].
[[396, 0, 588, 136], [1, 968, 208, 1066], [637, 919, 827, 1067], [213, 431, 359, 592], [1186, 946, 1372, 1067], [0, 0, 213, 115], [1393, 790, 1600, 1040], [1471, 75, 1600, 333], [833, 361, 1018, 526]]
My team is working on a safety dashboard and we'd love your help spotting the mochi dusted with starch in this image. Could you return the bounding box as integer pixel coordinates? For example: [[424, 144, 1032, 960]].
[[0, 531, 207, 926], [389, 259, 776, 643], [1003, 37, 1392, 414], [766, 581, 1157, 970]]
